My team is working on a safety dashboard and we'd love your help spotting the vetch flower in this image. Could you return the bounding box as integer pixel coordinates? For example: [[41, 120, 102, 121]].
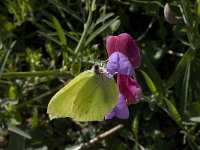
[[106, 33, 141, 68], [105, 33, 142, 120]]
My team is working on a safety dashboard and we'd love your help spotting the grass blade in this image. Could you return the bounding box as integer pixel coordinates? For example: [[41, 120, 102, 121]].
[[165, 48, 194, 90], [141, 52, 165, 96], [0, 41, 16, 75], [48, 0, 83, 22], [180, 60, 190, 116], [84, 17, 118, 47], [164, 98, 181, 124], [96, 12, 114, 25], [132, 114, 139, 146], [52, 15, 67, 46], [140, 70, 158, 97], [8, 124, 31, 139]]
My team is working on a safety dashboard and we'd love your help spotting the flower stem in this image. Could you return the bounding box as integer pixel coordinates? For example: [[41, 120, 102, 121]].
[[0, 70, 70, 78], [74, 5, 93, 54]]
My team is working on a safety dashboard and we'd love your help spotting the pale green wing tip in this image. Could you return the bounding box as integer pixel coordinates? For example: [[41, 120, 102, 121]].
[[47, 108, 57, 120], [48, 115, 54, 121]]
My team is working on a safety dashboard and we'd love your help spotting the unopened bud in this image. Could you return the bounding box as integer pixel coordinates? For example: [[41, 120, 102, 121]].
[[164, 3, 183, 24]]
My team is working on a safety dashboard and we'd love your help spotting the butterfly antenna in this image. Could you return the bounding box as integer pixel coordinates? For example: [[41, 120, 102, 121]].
[[100, 59, 108, 68], [93, 44, 100, 65]]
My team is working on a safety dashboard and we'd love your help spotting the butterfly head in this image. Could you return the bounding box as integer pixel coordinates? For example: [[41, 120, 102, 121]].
[[91, 64, 108, 75]]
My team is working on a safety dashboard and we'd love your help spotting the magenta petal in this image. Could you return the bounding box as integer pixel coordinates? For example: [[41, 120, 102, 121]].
[[106, 33, 141, 68], [105, 93, 129, 120], [118, 74, 142, 104], [107, 52, 135, 76]]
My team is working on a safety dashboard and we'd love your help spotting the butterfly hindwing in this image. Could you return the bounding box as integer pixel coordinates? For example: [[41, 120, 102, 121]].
[[73, 73, 118, 121]]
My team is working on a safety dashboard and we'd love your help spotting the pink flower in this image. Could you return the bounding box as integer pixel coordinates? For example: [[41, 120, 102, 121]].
[[106, 33, 141, 68], [105, 33, 142, 120], [117, 74, 142, 104]]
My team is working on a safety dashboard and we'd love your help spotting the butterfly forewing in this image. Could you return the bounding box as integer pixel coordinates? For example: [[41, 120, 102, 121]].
[[47, 70, 93, 120]]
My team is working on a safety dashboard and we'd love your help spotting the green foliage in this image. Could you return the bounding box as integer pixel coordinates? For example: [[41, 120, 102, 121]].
[[0, 0, 200, 149]]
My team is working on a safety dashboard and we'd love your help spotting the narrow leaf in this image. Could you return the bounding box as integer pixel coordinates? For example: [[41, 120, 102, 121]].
[[198, 0, 200, 16], [8, 132, 25, 150], [132, 114, 139, 144], [180, 60, 190, 116], [165, 48, 194, 90], [84, 17, 118, 47], [52, 15, 67, 45], [8, 124, 31, 139], [141, 53, 165, 96], [164, 98, 181, 124], [32, 108, 39, 128], [96, 12, 114, 25], [38, 31, 61, 45], [140, 70, 158, 97], [0, 41, 15, 75], [48, 0, 83, 22]]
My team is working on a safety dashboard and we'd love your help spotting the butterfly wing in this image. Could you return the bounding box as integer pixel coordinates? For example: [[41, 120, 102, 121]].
[[47, 70, 118, 121], [72, 73, 118, 121], [47, 70, 93, 120]]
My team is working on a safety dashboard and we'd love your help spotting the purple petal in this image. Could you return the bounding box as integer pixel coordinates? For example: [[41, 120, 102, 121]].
[[106, 33, 141, 68], [113, 93, 129, 119], [104, 111, 114, 120], [118, 74, 142, 104], [107, 52, 135, 76], [105, 93, 129, 120]]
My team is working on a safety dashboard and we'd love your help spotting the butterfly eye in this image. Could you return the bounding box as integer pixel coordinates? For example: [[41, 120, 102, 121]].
[[91, 65, 100, 74]]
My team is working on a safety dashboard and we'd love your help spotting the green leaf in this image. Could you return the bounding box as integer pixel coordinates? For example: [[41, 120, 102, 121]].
[[140, 70, 158, 97], [164, 98, 181, 124], [110, 19, 120, 32], [179, 0, 195, 43], [52, 15, 67, 46], [96, 12, 114, 25], [32, 108, 39, 128], [8, 132, 25, 150], [41, 20, 79, 42], [91, 0, 96, 11], [0, 41, 15, 75], [132, 114, 139, 144], [48, 0, 83, 22], [8, 124, 31, 139], [129, 0, 164, 7], [84, 17, 118, 47], [38, 31, 61, 45], [141, 52, 165, 96], [165, 48, 194, 90], [71, 61, 82, 75], [198, 0, 200, 16], [180, 60, 190, 116]]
